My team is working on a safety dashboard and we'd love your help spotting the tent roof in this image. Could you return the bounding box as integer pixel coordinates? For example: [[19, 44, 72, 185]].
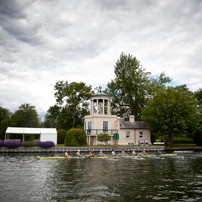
[[6, 127, 57, 134]]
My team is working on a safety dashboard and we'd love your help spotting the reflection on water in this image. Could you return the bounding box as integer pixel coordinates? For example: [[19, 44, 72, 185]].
[[0, 152, 202, 201]]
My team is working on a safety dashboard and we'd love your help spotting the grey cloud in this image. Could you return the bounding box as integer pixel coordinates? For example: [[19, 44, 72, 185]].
[[0, 0, 202, 117]]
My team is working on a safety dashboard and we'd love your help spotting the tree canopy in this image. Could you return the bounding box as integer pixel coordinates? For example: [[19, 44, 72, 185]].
[[106, 52, 171, 120], [0, 107, 12, 140], [11, 103, 40, 127], [142, 85, 201, 145], [54, 81, 93, 128], [195, 88, 202, 110]]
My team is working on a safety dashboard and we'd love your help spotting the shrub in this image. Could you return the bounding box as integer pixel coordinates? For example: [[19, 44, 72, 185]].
[[194, 131, 202, 146], [57, 129, 67, 144], [65, 128, 87, 146], [173, 137, 194, 144], [36, 141, 55, 148], [97, 133, 111, 145], [0, 141, 4, 147], [25, 134, 35, 141], [22, 141, 37, 147], [4, 141, 21, 148]]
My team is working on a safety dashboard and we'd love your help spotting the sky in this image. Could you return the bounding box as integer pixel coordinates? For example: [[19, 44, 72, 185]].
[[0, 0, 202, 120]]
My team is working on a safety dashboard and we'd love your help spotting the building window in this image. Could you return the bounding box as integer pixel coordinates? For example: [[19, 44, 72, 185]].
[[139, 131, 143, 138], [84, 122, 86, 130], [88, 121, 92, 130], [87, 121, 92, 135], [126, 131, 130, 138], [103, 121, 108, 132]]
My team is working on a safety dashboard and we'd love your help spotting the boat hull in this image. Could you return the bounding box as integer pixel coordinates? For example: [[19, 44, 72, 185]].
[[38, 154, 176, 160]]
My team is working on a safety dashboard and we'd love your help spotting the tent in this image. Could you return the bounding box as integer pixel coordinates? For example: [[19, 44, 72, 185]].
[[5, 127, 57, 145]]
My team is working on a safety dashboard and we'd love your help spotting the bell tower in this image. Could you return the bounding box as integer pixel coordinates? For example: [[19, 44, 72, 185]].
[[90, 91, 111, 115]]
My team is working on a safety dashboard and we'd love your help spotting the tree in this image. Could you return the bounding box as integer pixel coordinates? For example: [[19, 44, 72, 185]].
[[194, 130, 202, 146], [142, 85, 201, 146], [0, 107, 12, 140], [54, 81, 93, 128], [44, 105, 61, 128], [11, 103, 40, 127], [97, 133, 111, 145], [195, 88, 202, 110], [106, 52, 171, 120]]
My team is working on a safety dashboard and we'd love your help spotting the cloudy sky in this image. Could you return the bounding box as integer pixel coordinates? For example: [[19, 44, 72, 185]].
[[0, 0, 202, 119]]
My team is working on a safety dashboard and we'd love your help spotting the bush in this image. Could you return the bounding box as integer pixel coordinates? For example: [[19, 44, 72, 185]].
[[173, 137, 194, 144], [22, 141, 37, 147], [36, 141, 55, 148], [65, 128, 87, 146], [97, 133, 111, 145], [194, 131, 202, 146], [4, 141, 21, 148], [25, 134, 35, 141], [57, 129, 67, 144], [0, 141, 4, 147]]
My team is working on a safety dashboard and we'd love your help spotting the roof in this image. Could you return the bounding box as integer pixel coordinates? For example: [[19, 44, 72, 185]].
[[92, 92, 110, 97], [6, 127, 57, 134], [120, 121, 150, 129]]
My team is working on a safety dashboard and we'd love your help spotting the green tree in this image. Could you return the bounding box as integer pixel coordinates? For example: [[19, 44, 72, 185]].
[[44, 105, 61, 128], [106, 52, 171, 120], [11, 103, 40, 127], [142, 85, 201, 146], [97, 133, 111, 145], [0, 107, 12, 140], [54, 81, 93, 128], [195, 88, 202, 110]]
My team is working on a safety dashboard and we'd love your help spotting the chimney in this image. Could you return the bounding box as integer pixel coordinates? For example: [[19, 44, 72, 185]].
[[129, 115, 135, 122]]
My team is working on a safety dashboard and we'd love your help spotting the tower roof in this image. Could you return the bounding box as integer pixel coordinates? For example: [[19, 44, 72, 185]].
[[92, 92, 110, 97]]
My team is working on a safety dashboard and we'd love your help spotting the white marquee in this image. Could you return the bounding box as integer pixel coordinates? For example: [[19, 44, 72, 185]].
[[5, 127, 57, 145]]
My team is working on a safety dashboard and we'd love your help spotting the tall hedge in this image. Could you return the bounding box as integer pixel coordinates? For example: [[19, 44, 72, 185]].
[[194, 131, 202, 146], [65, 128, 87, 146], [57, 129, 67, 144]]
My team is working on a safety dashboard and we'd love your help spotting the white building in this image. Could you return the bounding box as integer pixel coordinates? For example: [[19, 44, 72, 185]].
[[84, 92, 151, 145]]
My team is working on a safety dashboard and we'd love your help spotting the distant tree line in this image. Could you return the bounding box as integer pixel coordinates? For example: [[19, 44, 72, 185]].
[[1, 52, 202, 146]]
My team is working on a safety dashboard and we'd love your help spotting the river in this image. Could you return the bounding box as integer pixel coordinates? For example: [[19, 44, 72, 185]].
[[0, 151, 202, 202]]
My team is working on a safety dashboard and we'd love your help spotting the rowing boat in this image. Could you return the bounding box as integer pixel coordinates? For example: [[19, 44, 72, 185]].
[[38, 154, 176, 160], [38, 156, 90, 160]]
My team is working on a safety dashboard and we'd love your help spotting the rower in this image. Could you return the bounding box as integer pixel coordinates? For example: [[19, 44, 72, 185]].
[[142, 149, 148, 155], [65, 150, 71, 157], [112, 149, 117, 156], [89, 150, 94, 157], [132, 149, 137, 156], [122, 149, 128, 156], [76, 149, 82, 157], [100, 149, 106, 157], [157, 150, 162, 155]]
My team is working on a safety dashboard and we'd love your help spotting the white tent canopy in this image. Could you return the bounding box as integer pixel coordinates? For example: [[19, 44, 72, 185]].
[[5, 127, 57, 145]]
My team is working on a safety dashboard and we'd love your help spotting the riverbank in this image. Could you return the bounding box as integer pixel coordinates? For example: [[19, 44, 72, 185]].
[[0, 146, 164, 153], [1, 144, 202, 153]]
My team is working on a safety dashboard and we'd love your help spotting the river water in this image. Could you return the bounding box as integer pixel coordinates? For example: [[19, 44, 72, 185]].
[[0, 151, 202, 202]]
